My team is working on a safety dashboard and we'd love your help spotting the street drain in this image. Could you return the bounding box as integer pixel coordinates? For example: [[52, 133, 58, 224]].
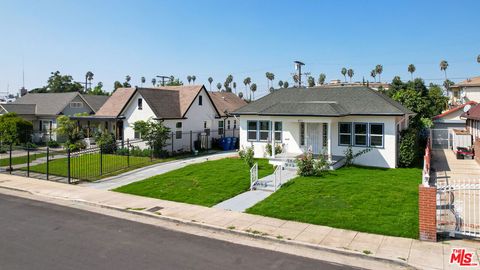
[[147, 206, 164, 212]]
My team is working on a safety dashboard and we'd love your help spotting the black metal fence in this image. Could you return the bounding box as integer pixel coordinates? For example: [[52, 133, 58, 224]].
[[0, 128, 239, 184]]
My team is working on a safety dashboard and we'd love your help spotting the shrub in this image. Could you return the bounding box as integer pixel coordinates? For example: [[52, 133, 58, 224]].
[[68, 140, 86, 152], [25, 142, 38, 150], [47, 140, 60, 148], [95, 132, 117, 154], [296, 151, 329, 176], [238, 147, 255, 168], [399, 128, 420, 167], [265, 143, 282, 156], [343, 145, 372, 167], [0, 112, 33, 145]]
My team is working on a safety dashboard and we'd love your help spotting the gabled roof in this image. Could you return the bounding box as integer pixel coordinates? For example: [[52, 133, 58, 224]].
[[209, 92, 247, 117], [137, 88, 182, 119], [95, 88, 136, 117], [462, 103, 480, 121], [13, 92, 80, 115], [82, 95, 110, 112], [158, 85, 207, 116], [233, 86, 413, 116], [452, 76, 480, 88], [433, 101, 477, 119], [0, 103, 36, 115]]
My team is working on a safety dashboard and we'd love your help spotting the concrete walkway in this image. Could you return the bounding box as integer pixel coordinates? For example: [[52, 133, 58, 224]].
[[80, 151, 238, 190], [0, 174, 477, 270], [432, 149, 480, 183], [214, 169, 298, 212]]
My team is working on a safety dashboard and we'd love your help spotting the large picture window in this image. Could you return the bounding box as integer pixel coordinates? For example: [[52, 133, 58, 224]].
[[247, 121, 257, 141], [369, 123, 384, 147], [339, 123, 352, 146], [354, 123, 367, 146], [274, 121, 282, 142], [259, 121, 270, 141]]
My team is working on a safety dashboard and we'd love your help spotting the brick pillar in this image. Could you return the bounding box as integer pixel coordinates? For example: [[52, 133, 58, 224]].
[[419, 185, 437, 241]]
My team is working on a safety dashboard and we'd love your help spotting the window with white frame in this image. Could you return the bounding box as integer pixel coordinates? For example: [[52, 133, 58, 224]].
[[70, 102, 83, 108], [247, 121, 257, 141], [259, 121, 270, 141], [338, 123, 352, 146], [369, 123, 384, 147], [218, 120, 224, 135], [175, 122, 182, 139], [227, 120, 231, 129], [354, 123, 367, 146], [274, 121, 282, 142], [300, 122, 305, 146], [233, 120, 237, 129]]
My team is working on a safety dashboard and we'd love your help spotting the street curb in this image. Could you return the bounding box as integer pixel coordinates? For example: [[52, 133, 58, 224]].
[[0, 185, 416, 270]]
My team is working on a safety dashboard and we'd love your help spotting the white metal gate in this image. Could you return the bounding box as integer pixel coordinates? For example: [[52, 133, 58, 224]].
[[306, 123, 321, 155], [437, 180, 480, 239]]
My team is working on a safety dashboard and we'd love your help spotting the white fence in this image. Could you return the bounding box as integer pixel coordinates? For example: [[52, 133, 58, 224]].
[[437, 180, 480, 239], [250, 163, 258, 190], [273, 165, 282, 192]]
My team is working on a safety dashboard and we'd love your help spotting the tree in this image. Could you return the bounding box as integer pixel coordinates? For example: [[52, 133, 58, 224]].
[[238, 92, 243, 99], [318, 73, 326, 85], [375, 65, 383, 82], [440, 60, 449, 97], [132, 119, 170, 158], [85, 71, 94, 91], [223, 81, 231, 92], [113, 81, 123, 90], [141, 76, 146, 87], [165, 76, 183, 86], [243, 77, 251, 99], [278, 80, 284, 88], [269, 87, 275, 93], [307, 76, 315, 87], [192, 75, 196, 84], [88, 82, 109, 96], [56, 115, 83, 146], [292, 74, 299, 85], [123, 75, 131, 87], [370, 70, 377, 82], [347, 69, 354, 82], [233, 82, 237, 93], [283, 81, 289, 88], [477, 54, 480, 64], [407, 64, 416, 80], [0, 113, 33, 145], [250, 83, 257, 100], [151, 78, 156, 86], [216, 82, 222, 91], [341, 67, 347, 82], [187, 75, 192, 84], [208, 77, 213, 91], [30, 71, 83, 93]]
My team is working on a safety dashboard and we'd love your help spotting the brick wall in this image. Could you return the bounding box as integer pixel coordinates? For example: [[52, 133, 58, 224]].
[[419, 185, 437, 241]]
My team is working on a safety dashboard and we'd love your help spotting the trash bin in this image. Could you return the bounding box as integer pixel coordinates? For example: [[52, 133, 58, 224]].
[[225, 137, 232, 151], [230, 137, 238, 150]]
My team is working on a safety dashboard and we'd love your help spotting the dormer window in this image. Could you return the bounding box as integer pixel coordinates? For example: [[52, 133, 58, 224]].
[[198, 95, 203, 106], [138, 98, 143, 110]]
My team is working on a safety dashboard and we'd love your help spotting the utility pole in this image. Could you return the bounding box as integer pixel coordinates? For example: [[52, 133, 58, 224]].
[[293, 61, 309, 87], [156, 75, 170, 86]]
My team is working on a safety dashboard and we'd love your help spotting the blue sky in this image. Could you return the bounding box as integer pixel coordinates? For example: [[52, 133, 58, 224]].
[[1, 0, 479, 98]]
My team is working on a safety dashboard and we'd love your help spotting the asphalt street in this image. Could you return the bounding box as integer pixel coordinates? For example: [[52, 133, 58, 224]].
[[0, 193, 359, 270]]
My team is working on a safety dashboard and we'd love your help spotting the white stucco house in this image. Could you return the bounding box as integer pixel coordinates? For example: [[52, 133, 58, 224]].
[[233, 86, 415, 168], [73, 85, 246, 152], [450, 76, 480, 105]]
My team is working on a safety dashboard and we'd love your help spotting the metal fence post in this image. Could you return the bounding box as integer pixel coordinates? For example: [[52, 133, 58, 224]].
[[46, 146, 49, 180], [190, 130, 193, 152], [99, 147, 103, 176], [8, 144, 12, 174], [67, 148, 71, 184], [127, 139, 130, 167], [27, 146, 30, 177]]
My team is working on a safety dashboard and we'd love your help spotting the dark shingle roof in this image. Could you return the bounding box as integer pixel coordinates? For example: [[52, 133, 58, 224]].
[[209, 91, 247, 116], [82, 95, 110, 112], [13, 92, 79, 115], [0, 103, 37, 115], [137, 88, 182, 119], [234, 86, 413, 116]]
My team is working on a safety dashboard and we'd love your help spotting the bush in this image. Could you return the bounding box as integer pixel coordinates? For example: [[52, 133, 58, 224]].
[[399, 128, 420, 167], [116, 146, 153, 157], [25, 142, 38, 149], [238, 147, 255, 168], [95, 132, 117, 154], [343, 145, 372, 167], [296, 152, 329, 177], [47, 140, 60, 148], [265, 143, 282, 156], [68, 140, 86, 152]]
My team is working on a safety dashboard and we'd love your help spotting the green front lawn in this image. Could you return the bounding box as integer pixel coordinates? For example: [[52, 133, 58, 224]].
[[24, 153, 174, 181], [114, 158, 274, 207], [246, 166, 421, 238], [0, 152, 47, 166]]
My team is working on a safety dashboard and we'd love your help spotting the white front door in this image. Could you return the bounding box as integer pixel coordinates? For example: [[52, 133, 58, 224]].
[[306, 123, 321, 155]]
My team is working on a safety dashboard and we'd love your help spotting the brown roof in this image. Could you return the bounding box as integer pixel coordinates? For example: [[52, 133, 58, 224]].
[[462, 104, 480, 121], [434, 101, 477, 119], [209, 91, 247, 116], [453, 76, 480, 88], [158, 85, 205, 116], [95, 88, 136, 117], [137, 88, 182, 119]]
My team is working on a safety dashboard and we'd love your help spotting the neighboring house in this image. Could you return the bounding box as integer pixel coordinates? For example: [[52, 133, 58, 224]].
[[431, 101, 477, 149], [450, 76, 480, 105], [210, 91, 247, 137], [0, 92, 109, 143], [462, 103, 480, 142], [73, 85, 246, 152], [233, 86, 414, 168]]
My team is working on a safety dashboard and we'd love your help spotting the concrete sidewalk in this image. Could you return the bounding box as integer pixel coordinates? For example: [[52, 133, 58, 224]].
[[0, 174, 478, 270], [80, 151, 238, 190]]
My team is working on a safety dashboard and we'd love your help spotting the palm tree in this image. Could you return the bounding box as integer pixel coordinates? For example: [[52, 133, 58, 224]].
[[307, 76, 315, 87], [477, 54, 480, 64], [347, 69, 354, 82], [375, 65, 383, 82], [278, 80, 284, 88], [126, 75, 131, 83], [370, 70, 376, 82], [85, 71, 94, 91], [292, 74, 299, 86], [187, 75, 192, 84], [243, 77, 251, 100], [250, 83, 257, 100], [208, 77, 213, 91], [233, 82, 237, 93], [141, 76, 146, 87], [265, 72, 271, 89], [269, 73, 275, 89], [440, 60, 449, 96], [318, 73, 326, 85], [192, 75, 196, 84], [269, 87, 275, 93], [341, 67, 347, 82], [407, 64, 416, 80], [151, 78, 156, 86], [216, 82, 222, 91], [238, 92, 243, 99], [283, 81, 289, 88]]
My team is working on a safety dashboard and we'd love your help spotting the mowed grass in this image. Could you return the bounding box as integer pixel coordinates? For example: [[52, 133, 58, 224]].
[[114, 158, 274, 207], [0, 152, 47, 166], [246, 166, 421, 238], [24, 153, 172, 181]]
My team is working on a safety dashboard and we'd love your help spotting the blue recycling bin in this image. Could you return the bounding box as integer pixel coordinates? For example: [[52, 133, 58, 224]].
[[230, 137, 238, 150], [220, 138, 228, 151], [225, 137, 232, 151]]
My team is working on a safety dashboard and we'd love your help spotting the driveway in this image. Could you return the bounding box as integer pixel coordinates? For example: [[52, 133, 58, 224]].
[[81, 151, 238, 190]]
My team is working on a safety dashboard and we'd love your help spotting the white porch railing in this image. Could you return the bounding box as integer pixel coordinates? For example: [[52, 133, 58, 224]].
[[273, 165, 282, 191], [250, 163, 258, 191]]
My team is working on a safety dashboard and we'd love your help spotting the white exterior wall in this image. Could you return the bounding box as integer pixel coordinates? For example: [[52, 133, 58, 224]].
[[464, 86, 480, 103], [239, 115, 406, 168]]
